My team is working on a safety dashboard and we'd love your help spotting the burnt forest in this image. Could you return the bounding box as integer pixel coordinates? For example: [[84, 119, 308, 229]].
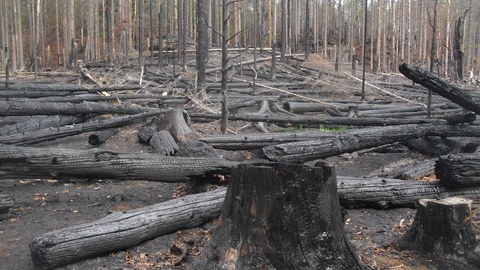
[[1, 0, 480, 269]]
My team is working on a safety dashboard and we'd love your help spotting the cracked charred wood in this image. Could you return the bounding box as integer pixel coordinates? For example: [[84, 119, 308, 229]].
[[0, 115, 81, 136], [159, 108, 192, 142], [444, 111, 476, 124], [149, 130, 179, 155], [88, 128, 119, 146], [199, 130, 338, 150], [399, 64, 480, 114], [0, 111, 164, 146], [176, 140, 221, 158], [0, 194, 14, 215], [29, 187, 227, 270], [337, 176, 480, 209], [192, 163, 368, 270], [436, 154, 480, 188], [189, 112, 442, 127], [0, 145, 235, 182], [404, 137, 455, 157], [262, 124, 480, 163], [380, 159, 436, 180], [397, 197, 480, 269], [0, 101, 155, 116]]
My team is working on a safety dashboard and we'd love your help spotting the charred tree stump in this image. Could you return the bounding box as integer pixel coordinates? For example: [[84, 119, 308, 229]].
[[193, 163, 368, 270], [29, 187, 227, 270], [436, 154, 480, 188], [399, 64, 480, 114], [397, 197, 480, 269], [88, 128, 119, 146], [149, 130, 179, 155], [159, 108, 192, 142]]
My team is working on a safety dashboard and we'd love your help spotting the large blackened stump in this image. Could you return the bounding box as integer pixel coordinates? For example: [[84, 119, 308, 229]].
[[398, 197, 480, 269], [193, 163, 368, 270]]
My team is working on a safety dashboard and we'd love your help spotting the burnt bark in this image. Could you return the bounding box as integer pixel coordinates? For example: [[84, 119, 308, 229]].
[[0, 115, 80, 136], [397, 197, 480, 269], [0, 194, 13, 215], [262, 124, 480, 163], [158, 108, 192, 142], [0, 111, 161, 146], [149, 130, 179, 155], [29, 187, 227, 270], [176, 140, 221, 158], [88, 128, 119, 146], [0, 145, 235, 182], [0, 101, 153, 116], [436, 154, 480, 188], [192, 163, 368, 270], [399, 64, 480, 114]]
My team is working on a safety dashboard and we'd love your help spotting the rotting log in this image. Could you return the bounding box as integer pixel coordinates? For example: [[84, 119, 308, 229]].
[[399, 63, 480, 114], [149, 130, 179, 155], [191, 163, 368, 270], [0, 101, 154, 116], [190, 112, 443, 127], [0, 145, 235, 182], [0, 111, 164, 146], [0, 194, 14, 215], [397, 197, 480, 269], [0, 115, 81, 136], [436, 154, 480, 188], [337, 176, 480, 209], [199, 130, 338, 150], [88, 128, 119, 146], [262, 123, 480, 163], [29, 187, 227, 270]]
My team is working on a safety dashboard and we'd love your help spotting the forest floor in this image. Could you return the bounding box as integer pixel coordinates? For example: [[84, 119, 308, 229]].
[[0, 52, 479, 270]]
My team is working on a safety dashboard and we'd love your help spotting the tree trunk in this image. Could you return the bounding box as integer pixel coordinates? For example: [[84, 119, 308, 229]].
[[436, 154, 480, 188], [0, 101, 155, 116], [0, 111, 161, 146], [158, 108, 192, 142], [399, 64, 480, 114], [0, 145, 235, 182], [397, 197, 480, 269], [262, 123, 480, 163], [106, 0, 113, 64], [0, 115, 80, 136], [192, 163, 368, 270], [453, 10, 469, 81], [220, 0, 228, 134], [30, 187, 227, 270], [196, 0, 208, 97]]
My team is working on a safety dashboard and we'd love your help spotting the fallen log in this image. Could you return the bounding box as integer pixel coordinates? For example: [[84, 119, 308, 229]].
[[337, 176, 480, 209], [29, 187, 227, 270], [192, 163, 368, 270], [0, 111, 164, 146], [149, 130, 179, 155], [436, 154, 480, 188], [1, 83, 141, 92], [0, 101, 152, 116], [262, 123, 480, 163], [397, 197, 480, 269], [0, 145, 235, 182], [199, 130, 338, 150], [88, 128, 119, 146], [176, 140, 221, 158], [399, 63, 480, 114], [380, 158, 436, 180], [189, 112, 442, 127], [0, 194, 14, 215], [0, 115, 81, 136], [26, 94, 188, 104]]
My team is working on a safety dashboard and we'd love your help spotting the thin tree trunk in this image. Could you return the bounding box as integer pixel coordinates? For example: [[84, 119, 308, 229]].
[[220, 0, 228, 134], [138, 0, 144, 65], [196, 0, 208, 97]]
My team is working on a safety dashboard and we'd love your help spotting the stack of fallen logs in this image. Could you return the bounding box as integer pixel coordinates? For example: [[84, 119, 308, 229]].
[[1, 64, 480, 269]]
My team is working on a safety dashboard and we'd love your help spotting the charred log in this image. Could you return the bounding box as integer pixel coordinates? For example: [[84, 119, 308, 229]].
[[397, 197, 480, 269], [399, 64, 480, 114], [0, 194, 13, 215], [88, 128, 119, 146], [0, 145, 235, 182], [29, 187, 227, 270], [0, 101, 155, 116], [176, 140, 221, 158], [0, 111, 163, 146], [0, 115, 81, 136], [436, 154, 480, 188], [149, 130, 179, 155], [263, 124, 480, 163], [192, 163, 368, 270]]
